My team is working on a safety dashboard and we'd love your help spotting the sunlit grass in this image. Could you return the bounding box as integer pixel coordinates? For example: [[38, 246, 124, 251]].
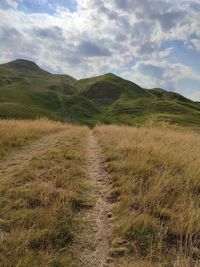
[[95, 124, 200, 266], [0, 118, 68, 159], [0, 123, 90, 267]]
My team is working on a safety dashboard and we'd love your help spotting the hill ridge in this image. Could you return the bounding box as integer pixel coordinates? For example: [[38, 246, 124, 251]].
[[0, 59, 200, 127]]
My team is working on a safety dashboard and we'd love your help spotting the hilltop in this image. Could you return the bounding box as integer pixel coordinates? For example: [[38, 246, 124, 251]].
[[0, 59, 200, 126]]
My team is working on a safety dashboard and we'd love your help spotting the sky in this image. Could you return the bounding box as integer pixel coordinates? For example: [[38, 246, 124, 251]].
[[0, 0, 200, 101]]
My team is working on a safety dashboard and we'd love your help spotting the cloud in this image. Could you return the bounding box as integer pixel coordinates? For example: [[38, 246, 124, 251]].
[[138, 63, 165, 78], [114, 0, 147, 11], [0, 0, 199, 100], [77, 40, 112, 57], [16, 0, 77, 14], [190, 91, 200, 101], [190, 2, 200, 12], [33, 26, 63, 39], [0, 26, 37, 60], [155, 11, 186, 30], [0, 0, 19, 9]]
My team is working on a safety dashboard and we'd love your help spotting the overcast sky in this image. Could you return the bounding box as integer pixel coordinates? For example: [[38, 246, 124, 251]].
[[0, 0, 200, 100]]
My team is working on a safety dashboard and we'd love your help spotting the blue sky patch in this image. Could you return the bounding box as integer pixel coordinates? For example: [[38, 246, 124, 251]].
[[18, 0, 77, 14]]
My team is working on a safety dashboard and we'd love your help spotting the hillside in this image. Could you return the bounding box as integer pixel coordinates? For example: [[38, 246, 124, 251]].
[[0, 59, 200, 126]]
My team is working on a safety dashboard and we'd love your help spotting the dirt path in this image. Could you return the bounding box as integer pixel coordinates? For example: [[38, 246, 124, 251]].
[[78, 131, 111, 267], [0, 131, 66, 178], [0, 130, 112, 266]]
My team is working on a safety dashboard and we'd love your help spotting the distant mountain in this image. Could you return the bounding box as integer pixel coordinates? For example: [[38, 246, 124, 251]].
[[0, 59, 200, 126]]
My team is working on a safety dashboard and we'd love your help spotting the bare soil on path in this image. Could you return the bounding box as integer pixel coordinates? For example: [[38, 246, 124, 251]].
[[77, 131, 111, 267]]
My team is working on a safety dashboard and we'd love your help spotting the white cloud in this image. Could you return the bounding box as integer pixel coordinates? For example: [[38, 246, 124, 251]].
[[190, 91, 200, 101], [0, 0, 19, 9], [0, 0, 199, 100]]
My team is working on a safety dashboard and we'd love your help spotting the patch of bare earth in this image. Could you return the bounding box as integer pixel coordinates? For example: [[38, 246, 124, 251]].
[[77, 132, 112, 267]]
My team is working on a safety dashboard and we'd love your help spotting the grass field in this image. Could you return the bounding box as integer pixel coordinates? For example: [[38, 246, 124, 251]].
[[0, 119, 67, 159], [95, 124, 200, 266], [0, 120, 91, 267], [0, 119, 200, 266]]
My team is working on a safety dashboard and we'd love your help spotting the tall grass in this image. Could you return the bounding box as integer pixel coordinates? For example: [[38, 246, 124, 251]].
[[0, 118, 68, 159], [0, 124, 90, 266], [95, 125, 200, 266]]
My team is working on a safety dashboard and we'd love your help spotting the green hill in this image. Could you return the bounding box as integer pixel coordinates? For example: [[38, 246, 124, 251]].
[[0, 59, 200, 126], [0, 59, 50, 76], [0, 59, 78, 121]]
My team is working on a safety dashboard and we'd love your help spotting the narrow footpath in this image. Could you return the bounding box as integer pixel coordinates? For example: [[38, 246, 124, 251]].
[[79, 131, 111, 267]]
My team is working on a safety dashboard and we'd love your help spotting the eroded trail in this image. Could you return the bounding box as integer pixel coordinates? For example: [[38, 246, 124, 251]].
[[79, 132, 111, 267], [0, 131, 66, 178], [0, 129, 112, 266]]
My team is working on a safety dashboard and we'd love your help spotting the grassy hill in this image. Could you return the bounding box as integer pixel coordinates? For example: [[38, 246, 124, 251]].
[[0, 59, 79, 121], [0, 59, 200, 126]]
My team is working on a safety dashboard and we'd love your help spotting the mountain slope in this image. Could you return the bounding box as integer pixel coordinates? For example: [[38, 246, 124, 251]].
[[0, 59, 50, 76], [0, 60, 79, 121], [77, 73, 151, 105], [0, 59, 200, 126]]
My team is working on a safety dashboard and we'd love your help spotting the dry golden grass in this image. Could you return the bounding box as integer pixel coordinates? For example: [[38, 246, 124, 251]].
[[0, 124, 91, 267], [0, 118, 68, 159], [1, 119, 200, 266], [95, 125, 200, 267]]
